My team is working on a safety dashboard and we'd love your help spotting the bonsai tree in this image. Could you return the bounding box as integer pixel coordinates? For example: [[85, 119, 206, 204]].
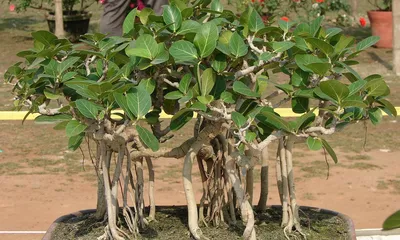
[[4, 0, 396, 239]]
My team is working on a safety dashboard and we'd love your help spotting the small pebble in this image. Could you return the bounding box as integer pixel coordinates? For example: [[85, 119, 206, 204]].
[[379, 149, 391, 153]]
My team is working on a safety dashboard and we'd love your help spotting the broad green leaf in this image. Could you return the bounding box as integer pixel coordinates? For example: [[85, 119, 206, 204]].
[[245, 132, 257, 142], [293, 23, 311, 37], [220, 91, 236, 103], [320, 80, 349, 104], [233, 81, 260, 98], [369, 108, 382, 125], [123, 9, 137, 34], [219, 31, 233, 45], [306, 137, 322, 151], [31, 31, 57, 46], [194, 21, 219, 58], [200, 68, 216, 96], [176, 20, 201, 35], [229, 32, 248, 58], [181, 7, 193, 18], [291, 69, 310, 87], [212, 54, 227, 72], [127, 86, 152, 119], [275, 84, 293, 94], [170, 109, 194, 131], [278, 19, 295, 33], [305, 38, 334, 55], [272, 41, 295, 53], [383, 210, 400, 230], [126, 34, 158, 59], [165, 91, 184, 100], [340, 62, 363, 82], [305, 62, 331, 75], [334, 35, 355, 54], [341, 95, 367, 108], [190, 101, 207, 112], [68, 133, 84, 151], [113, 92, 135, 120], [325, 28, 342, 39], [356, 36, 380, 51], [292, 97, 309, 114], [260, 52, 274, 62], [321, 139, 338, 163], [152, 43, 169, 65], [211, 0, 223, 12], [295, 54, 323, 72], [179, 73, 192, 94], [44, 88, 61, 100], [248, 8, 264, 33], [256, 111, 292, 132], [348, 79, 367, 96], [35, 114, 72, 123], [136, 125, 159, 151], [366, 78, 390, 97], [170, 40, 198, 64], [53, 121, 69, 130], [295, 111, 315, 131], [309, 16, 323, 36], [232, 111, 247, 127], [66, 120, 87, 137], [75, 99, 99, 119], [138, 8, 154, 25], [197, 95, 214, 104], [58, 57, 80, 74], [210, 75, 226, 99], [378, 99, 397, 117], [163, 5, 182, 32], [139, 78, 156, 94]]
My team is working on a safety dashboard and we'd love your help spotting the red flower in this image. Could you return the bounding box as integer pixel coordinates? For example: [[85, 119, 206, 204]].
[[99, 0, 106, 4], [359, 17, 367, 27], [316, 0, 323, 3], [281, 16, 289, 22], [251, 0, 255, 2], [259, 0, 264, 2], [130, 3, 135, 8], [137, 0, 145, 10], [9, 4, 15, 12]]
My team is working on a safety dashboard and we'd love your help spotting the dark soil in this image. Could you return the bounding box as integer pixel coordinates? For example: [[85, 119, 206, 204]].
[[51, 206, 350, 240]]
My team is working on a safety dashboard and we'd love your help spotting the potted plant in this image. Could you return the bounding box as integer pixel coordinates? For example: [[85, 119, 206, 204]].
[[7, 0, 94, 42], [4, 1, 396, 239], [367, 0, 392, 48]]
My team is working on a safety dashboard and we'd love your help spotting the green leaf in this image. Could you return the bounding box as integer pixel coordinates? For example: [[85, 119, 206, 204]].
[[356, 36, 380, 51], [212, 54, 227, 72], [321, 139, 338, 163], [348, 79, 367, 96], [35, 114, 72, 123], [68, 133, 84, 151], [194, 21, 219, 58], [113, 92, 135, 120], [170, 40, 198, 64], [200, 68, 216, 96], [75, 99, 99, 119], [278, 19, 295, 33], [53, 121, 69, 130], [256, 111, 292, 132], [233, 81, 260, 98], [232, 112, 247, 127], [136, 125, 159, 151], [305, 62, 331, 75], [259, 52, 274, 62], [366, 78, 390, 97], [58, 57, 80, 74], [44, 88, 61, 100], [292, 97, 309, 114], [295, 54, 323, 72], [306, 137, 322, 151], [138, 8, 154, 25], [211, 0, 223, 12], [325, 28, 342, 39], [369, 108, 382, 125], [163, 5, 182, 32], [248, 8, 264, 33], [126, 34, 158, 59], [378, 99, 397, 117], [309, 16, 323, 36], [229, 32, 248, 58], [65, 120, 87, 137], [179, 73, 192, 94], [139, 78, 156, 94], [341, 95, 367, 108], [190, 101, 207, 112], [176, 20, 200, 35], [245, 131, 257, 142], [334, 35, 355, 54], [295, 111, 315, 131], [127, 86, 152, 119], [31, 31, 57, 46], [320, 80, 349, 104], [152, 43, 169, 65], [197, 95, 214, 104], [383, 210, 400, 230], [272, 41, 295, 53], [220, 91, 236, 104], [170, 109, 194, 131], [165, 91, 184, 100], [123, 9, 137, 34], [305, 38, 334, 55]]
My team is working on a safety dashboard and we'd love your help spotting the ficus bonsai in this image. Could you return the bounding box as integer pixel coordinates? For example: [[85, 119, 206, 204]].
[[4, 0, 396, 239]]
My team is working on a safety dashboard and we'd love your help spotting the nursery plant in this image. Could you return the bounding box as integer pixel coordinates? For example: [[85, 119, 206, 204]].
[[4, 0, 396, 239]]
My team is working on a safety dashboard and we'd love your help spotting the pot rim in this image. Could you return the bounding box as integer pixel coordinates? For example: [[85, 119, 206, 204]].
[[45, 11, 92, 21]]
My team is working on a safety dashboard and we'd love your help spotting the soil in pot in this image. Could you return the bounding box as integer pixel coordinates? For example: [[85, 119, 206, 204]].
[[46, 11, 92, 43], [51, 206, 351, 240]]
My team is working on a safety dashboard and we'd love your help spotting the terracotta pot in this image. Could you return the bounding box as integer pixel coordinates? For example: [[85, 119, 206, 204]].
[[42, 206, 356, 240], [367, 10, 393, 48]]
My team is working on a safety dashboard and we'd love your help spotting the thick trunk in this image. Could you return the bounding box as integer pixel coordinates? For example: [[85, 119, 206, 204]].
[[257, 147, 269, 211], [145, 157, 156, 221], [135, 157, 146, 228], [54, 0, 65, 37], [95, 174, 107, 220], [279, 138, 289, 227]]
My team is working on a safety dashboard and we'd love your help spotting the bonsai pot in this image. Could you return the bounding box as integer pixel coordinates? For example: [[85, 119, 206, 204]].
[[42, 205, 356, 239], [367, 10, 393, 48], [46, 11, 92, 43]]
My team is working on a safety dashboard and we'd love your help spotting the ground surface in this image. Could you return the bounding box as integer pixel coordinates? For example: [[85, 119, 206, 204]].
[[1, 1, 400, 240]]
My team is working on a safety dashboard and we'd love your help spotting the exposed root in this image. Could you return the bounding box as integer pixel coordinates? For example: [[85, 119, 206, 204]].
[[145, 156, 156, 221]]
